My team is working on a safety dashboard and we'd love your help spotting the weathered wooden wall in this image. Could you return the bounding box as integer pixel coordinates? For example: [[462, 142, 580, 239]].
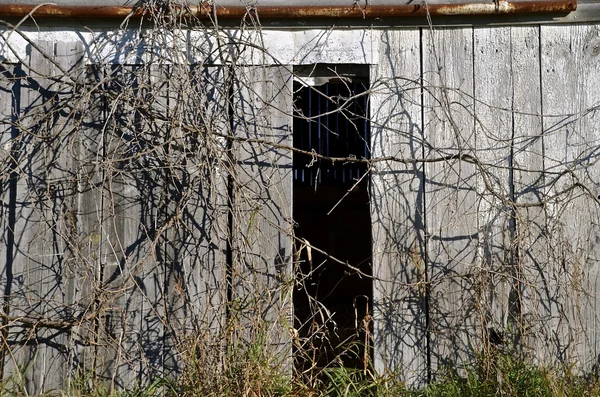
[[0, 45, 293, 391], [372, 23, 600, 385], [0, 21, 599, 392]]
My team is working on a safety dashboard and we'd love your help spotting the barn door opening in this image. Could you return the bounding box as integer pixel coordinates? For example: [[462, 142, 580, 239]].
[[292, 65, 372, 371]]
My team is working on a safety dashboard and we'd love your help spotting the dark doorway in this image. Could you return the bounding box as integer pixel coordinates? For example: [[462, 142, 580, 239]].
[[292, 65, 372, 371]]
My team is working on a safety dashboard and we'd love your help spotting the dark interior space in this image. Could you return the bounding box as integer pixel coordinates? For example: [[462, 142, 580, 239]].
[[292, 67, 372, 371]]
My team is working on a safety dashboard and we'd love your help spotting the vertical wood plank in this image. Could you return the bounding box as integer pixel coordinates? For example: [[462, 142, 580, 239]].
[[161, 64, 228, 376], [101, 64, 163, 388], [371, 29, 426, 385], [231, 65, 293, 367], [541, 23, 600, 369], [101, 64, 135, 388], [0, 65, 13, 267], [473, 27, 515, 350], [540, 24, 578, 366], [156, 64, 179, 378], [509, 26, 547, 360], [0, 66, 11, 236], [423, 27, 479, 374], [72, 64, 106, 385], [7, 42, 56, 393], [183, 65, 228, 338], [0, 40, 86, 393], [0, 63, 20, 387], [53, 40, 90, 387], [138, 64, 168, 382]]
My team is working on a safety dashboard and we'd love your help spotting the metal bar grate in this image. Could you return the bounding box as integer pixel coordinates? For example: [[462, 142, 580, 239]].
[[293, 80, 369, 186]]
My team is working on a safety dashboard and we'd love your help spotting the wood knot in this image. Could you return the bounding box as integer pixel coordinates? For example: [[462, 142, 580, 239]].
[[588, 39, 600, 58]]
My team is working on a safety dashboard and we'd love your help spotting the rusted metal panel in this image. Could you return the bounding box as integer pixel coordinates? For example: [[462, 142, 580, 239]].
[[0, 0, 576, 19]]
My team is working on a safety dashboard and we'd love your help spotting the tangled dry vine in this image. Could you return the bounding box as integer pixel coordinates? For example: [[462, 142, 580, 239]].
[[0, 1, 599, 394]]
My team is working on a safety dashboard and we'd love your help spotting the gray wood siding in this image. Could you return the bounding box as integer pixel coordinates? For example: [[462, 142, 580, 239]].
[[231, 65, 294, 368], [540, 23, 600, 366], [509, 25, 545, 361], [371, 29, 427, 385], [161, 65, 229, 375], [1, 41, 84, 393], [423, 27, 479, 376], [373, 23, 600, 383], [0, 63, 15, 384], [73, 64, 106, 384]]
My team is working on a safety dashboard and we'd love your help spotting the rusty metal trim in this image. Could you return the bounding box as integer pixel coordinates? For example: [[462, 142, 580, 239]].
[[0, 1, 576, 19]]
